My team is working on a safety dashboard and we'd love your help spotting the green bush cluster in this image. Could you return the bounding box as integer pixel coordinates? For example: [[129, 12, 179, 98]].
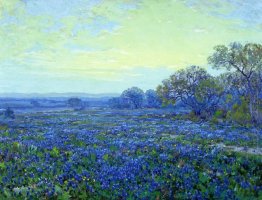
[[226, 98, 252, 126], [210, 109, 226, 124], [50, 147, 60, 158], [187, 111, 200, 122]]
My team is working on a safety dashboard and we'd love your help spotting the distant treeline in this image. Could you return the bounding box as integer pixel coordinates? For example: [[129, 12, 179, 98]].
[[109, 42, 262, 125], [109, 88, 162, 109]]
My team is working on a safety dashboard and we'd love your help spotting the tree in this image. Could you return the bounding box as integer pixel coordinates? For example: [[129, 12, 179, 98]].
[[215, 72, 243, 112], [108, 97, 127, 109], [120, 87, 145, 109], [156, 79, 176, 106], [67, 98, 85, 110], [145, 89, 162, 108], [208, 42, 262, 123], [157, 66, 223, 117]]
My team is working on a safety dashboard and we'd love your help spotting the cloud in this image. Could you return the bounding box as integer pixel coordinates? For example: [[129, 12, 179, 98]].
[[183, 0, 262, 28], [0, 0, 261, 93], [0, 0, 140, 61]]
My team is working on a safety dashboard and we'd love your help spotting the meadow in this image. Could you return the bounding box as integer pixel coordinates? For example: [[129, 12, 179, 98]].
[[0, 108, 261, 199]]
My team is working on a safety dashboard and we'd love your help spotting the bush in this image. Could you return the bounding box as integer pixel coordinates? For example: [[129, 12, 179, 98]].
[[67, 98, 87, 111], [214, 110, 226, 118], [4, 108, 15, 119], [50, 147, 60, 158], [211, 109, 227, 124], [187, 111, 200, 122], [227, 98, 252, 125], [109, 87, 145, 109]]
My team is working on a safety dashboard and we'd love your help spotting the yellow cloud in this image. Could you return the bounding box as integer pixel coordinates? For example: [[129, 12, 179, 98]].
[[1, 0, 262, 82]]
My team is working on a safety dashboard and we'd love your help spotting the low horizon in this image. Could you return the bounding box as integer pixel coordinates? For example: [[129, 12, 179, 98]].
[[0, 1, 261, 198]]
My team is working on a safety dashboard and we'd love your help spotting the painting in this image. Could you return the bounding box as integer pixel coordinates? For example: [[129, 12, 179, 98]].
[[0, 0, 261, 199]]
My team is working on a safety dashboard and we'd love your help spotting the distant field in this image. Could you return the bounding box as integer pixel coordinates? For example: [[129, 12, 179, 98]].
[[0, 109, 261, 199]]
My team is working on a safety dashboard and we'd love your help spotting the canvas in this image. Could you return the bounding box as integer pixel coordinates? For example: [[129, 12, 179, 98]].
[[0, 0, 261, 199]]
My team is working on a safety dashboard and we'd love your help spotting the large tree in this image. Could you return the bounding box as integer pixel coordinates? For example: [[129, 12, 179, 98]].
[[157, 66, 223, 116], [208, 42, 262, 122]]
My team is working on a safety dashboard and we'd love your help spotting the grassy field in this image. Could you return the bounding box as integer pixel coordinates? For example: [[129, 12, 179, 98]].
[[0, 109, 261, 199]]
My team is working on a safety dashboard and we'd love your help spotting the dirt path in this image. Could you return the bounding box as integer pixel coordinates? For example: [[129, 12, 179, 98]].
[[164, 134, 262, 156], [214, 143, 262, 156]]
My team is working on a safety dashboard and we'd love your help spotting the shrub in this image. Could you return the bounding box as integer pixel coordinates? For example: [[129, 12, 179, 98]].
[[67, 98, 87, 111], [187, 111, 200, 122], [214, 110, 226, 118], [211, 109, 227, 124], [0, 162, 6, 172], [50, 147, 60, 158], [109, 87, 145, 109], [227, 98, 252, 125], [4, 108, 15, 119], [12, 142, 21, 152]]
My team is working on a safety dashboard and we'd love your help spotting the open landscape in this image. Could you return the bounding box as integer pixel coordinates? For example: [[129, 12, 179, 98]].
[[1, 0, 262, 199], [0, 105, 261, 199]]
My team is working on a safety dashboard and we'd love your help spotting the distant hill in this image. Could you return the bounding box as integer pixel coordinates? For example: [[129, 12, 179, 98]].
[[0, 93, 120, 99]]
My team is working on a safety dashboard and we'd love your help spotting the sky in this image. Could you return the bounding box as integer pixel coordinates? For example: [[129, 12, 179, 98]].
[[0, 0, 261, 94]]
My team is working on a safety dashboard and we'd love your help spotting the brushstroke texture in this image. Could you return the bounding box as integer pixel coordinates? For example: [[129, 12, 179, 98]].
[[0, 0, 261, 93]]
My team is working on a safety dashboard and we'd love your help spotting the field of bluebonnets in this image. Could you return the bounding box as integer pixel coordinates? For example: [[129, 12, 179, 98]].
[[0, 108, 261, 199]]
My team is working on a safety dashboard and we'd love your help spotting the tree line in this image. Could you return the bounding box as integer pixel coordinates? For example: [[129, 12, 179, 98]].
[[109, 42, 262, 125], [109, 88, 162, 109]]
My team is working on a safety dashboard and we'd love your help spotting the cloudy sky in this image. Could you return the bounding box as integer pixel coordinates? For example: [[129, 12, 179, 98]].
[[0, 0, 261, 94]]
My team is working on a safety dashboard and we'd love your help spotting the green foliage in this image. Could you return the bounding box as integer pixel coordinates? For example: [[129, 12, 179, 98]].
[[50, 147, 60, 158], [0, 124, 8, 131], [3, 131, 9, 137], [12, 142, 21, 152], [226, 94, 233, 103], [0, 162, 6, 171], [102, 154, 109, 161], [208, 43, 262, 73], [157, 84, 176, 107], [187, 111, 200, 122], [214, 110, 225, 118], [13, 187, 31, 198], [227, 98, 252, 125], [157, 66, 223, 116], [208, 42, 262, 124], [3, 188, 11, 199], [195, 78, 223, 104], [27, 145, 38, 154], [211, 109, 227, 124], [90, 153, 97, 162], [58, 191, 71, 200]]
